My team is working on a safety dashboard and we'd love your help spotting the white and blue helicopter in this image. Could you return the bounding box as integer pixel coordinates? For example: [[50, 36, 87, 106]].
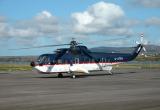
[[28, 35, 146, 78]]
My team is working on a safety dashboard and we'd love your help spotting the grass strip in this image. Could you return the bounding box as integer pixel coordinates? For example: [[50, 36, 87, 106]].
[[114, 63, 160, 69], [0, 64, 32, 72]]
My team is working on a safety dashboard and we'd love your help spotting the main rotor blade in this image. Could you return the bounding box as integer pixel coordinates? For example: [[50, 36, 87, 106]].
[[9, 44, 70, 50], [79, 46, 99, 62], [54, 48, 69, 62]]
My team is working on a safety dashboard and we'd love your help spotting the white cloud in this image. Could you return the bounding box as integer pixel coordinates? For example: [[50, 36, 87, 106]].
[[0, 10, 59, 39], [9, 28, 39, 37], [145, 17, 160, 26], [129, 0, 160, 8], [0, 16, 6, 22], [0, 24, 8, 37], [0, 17, 10, 38], [36, 11, 52, 19], [71, 1, 132, 36]]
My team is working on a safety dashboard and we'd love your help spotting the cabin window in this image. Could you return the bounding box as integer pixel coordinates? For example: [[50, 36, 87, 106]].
[[50, 60, 54, 65], [64, 60, 68, 64], [96, 58, 100, 62], [83, 58, 86, 63], [101, 58, 104, 63], [89, 59, 92, 63], [81, 58, 83, 63], [75, 58, 79, 64], [85, 58, 90, 63], [87, 58, 90, 63], [91, 59, 94, 63], [57, 59, 62, 64]]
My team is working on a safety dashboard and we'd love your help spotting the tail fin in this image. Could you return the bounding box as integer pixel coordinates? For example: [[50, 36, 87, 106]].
[[129, 44, 143, 60], [129, 33, 147, 60]]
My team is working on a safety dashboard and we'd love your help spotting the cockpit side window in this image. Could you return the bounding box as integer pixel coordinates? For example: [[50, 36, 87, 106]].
[[44, 57, 50, 64], [38, 56, 45, 63], [37, 55, 56, 65], [37, 55, 49, 64]]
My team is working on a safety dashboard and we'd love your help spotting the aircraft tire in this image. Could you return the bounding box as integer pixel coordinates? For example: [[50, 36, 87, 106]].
[[58, 73, 63, 78], [72, 75, 76, 79]]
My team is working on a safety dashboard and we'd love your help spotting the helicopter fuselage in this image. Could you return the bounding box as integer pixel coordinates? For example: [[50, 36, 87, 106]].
[[31, 44, 143, 75]]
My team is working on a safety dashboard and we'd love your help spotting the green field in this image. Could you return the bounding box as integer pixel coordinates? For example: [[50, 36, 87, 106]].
[[0, 64, 32, 72], [135, 55, 160, 61], [113, 63, 160, 69]]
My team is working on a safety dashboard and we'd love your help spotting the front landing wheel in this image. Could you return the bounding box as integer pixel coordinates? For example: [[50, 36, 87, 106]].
[[58, 73, 63, 78]]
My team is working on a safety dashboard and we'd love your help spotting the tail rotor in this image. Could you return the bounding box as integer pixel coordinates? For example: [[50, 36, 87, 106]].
[[136, 33, 147, 57]]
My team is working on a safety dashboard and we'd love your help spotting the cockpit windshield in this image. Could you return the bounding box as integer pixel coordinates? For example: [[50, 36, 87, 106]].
[[37, 54, 55, 64]]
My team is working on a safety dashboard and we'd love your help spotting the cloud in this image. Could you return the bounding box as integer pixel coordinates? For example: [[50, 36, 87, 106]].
[[129, 0, 160, 8], [0, 16, 6, 22], [0, 17, 10, 38], [0, 11, 59, 39], [71, 1, 133, 36], [145, 17, 160, 27], [33, 11, 59, 34]]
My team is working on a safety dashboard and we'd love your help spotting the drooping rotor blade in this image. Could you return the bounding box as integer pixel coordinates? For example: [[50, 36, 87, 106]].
[[78, 46, 103, 70], [79, 46, 99, 62], [54, 48, 69, 63], [9, 44, 70, 50]]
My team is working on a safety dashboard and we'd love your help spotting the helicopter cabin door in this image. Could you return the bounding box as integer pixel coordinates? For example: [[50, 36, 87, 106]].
[[75, 58, 79, 64]]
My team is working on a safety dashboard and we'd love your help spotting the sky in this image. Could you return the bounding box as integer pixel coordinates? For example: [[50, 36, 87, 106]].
[[0, 0, 160, 56]]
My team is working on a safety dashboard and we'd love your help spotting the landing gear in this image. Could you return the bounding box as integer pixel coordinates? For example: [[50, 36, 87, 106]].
[[104, 66, 113, 75], [71, 74, 76, 79], [108, 70, 113, 75], [58, 73, 63, 78], [69, 70, 76, 79]]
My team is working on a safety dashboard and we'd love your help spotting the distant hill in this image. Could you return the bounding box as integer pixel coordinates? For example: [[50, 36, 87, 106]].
[[144, 45, 160, 54], [90, 44, 160, 54], [0, 56, 37, 64]]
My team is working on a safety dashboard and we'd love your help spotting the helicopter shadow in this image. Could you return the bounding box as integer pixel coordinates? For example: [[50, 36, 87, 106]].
[[37, 75, 91, 79], [35, 74, 106, 79], [35, 71, 137, 79]]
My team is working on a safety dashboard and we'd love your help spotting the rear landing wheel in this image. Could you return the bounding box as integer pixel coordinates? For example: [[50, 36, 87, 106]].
[[58, 73, 63, 78]]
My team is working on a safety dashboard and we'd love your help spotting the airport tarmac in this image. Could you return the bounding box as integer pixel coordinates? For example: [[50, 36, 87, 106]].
[[0, 69, 160, 110]]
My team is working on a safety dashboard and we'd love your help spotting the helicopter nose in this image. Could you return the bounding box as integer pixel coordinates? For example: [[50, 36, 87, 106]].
[[30, 61, 35, 67]]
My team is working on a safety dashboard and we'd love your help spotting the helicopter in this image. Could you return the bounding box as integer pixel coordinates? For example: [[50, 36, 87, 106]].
[[28, 35, 146, 78]]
